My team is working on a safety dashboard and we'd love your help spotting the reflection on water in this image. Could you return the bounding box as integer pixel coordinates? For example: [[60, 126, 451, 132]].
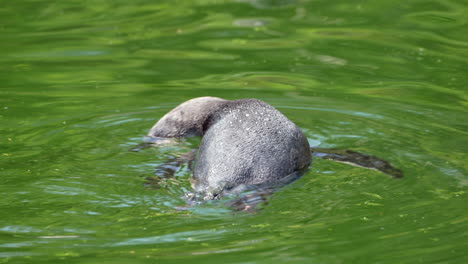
[[0, 0, 467, 263]]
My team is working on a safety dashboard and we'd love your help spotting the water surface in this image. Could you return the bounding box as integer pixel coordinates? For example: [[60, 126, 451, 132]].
[[1, 0, 467, 263]]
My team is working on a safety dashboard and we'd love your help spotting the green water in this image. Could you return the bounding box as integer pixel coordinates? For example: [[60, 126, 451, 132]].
[[1, 0, 467, 263]]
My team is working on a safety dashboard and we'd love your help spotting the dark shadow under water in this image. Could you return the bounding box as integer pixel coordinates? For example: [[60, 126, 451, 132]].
[[132, 136, 403, 212]]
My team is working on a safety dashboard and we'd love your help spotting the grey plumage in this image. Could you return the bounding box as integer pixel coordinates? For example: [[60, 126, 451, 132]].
[[148, 97, 311, 198]]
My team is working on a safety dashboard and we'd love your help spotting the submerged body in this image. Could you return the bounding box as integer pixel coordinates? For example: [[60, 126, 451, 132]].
[[147, 97, 311, 198]]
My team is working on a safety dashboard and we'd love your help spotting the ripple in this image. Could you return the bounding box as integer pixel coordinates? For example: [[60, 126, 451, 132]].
[[110, 229, 228, 247], [277, 105, 385, 119]]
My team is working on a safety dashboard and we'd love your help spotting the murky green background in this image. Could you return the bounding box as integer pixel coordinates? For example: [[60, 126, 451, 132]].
[[1, 0, 467, 263]]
